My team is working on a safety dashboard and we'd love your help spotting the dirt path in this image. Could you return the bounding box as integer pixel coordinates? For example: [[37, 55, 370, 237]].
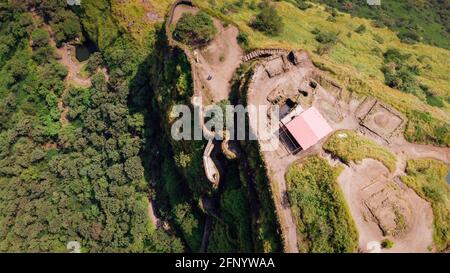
[[40, 22, 92, 125], [171, 3, 198, 23], [147, 199, 160, 228], [171, 3, 243, 103], [389, 139, 450, 165], [195, 20, 243, 102], [338, 159, 434, 253]]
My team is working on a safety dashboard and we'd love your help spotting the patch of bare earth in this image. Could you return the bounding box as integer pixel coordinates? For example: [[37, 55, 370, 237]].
[[56, 44, 91, 88], [171, 4, 199, 24], [338, 159, 434, 253], [40, 22, 92, 125], [195, 20, 243, 102], [147, 200, 160, 228], [171, 4, 243, 103]]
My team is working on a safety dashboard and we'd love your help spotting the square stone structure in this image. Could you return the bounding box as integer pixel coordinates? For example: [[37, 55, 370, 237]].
[[363, 182, 411, 236], [264, 57, 285, 78], [361, 102, 404, 141]]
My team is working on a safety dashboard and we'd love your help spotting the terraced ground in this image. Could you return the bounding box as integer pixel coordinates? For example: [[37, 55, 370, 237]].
[[194, 0, 449, 147]]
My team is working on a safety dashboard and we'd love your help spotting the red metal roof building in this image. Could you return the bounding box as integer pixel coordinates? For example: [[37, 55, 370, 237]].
[[283, 106, 333, 151]]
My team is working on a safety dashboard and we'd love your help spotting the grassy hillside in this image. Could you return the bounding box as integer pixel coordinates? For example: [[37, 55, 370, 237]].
[[401, 159, 450, 251], [286, 156, 359, 253], [194, 0, 450, 146], [309, 0, 450, 50]]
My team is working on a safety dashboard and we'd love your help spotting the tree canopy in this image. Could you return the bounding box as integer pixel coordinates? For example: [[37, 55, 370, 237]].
[[173, 11, 217, 47]]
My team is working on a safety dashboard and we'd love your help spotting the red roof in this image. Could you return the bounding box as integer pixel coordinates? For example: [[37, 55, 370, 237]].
[[285, 107, 333, 150]]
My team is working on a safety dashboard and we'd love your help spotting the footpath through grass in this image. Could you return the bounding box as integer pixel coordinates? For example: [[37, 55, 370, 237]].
[[286, 156, 358, 253], [323, 130, 397, 172]]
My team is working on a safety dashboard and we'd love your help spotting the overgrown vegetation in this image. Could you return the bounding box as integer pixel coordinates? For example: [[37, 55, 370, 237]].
[[311, 28, 337, 55], [286, 156, 358, 253], [381, 239, 394, 249], [311, 0, 450, 50], [405, 110, 449, 147], [323, 130, 397, 172], [401, 159, 450, 251], [251, 1, 284, 36], [0, 0, 185, 253], [381, 48, 421, 95], [173, 11, 217, 47]]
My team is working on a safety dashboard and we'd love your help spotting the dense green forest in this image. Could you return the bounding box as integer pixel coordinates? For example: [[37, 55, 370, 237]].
[[0, 0, 183, 252], [0, 0, 282, 252]]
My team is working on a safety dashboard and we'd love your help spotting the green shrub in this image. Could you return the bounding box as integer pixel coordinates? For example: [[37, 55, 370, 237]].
[[315, 30, 337, 44], [237, 32, 249, 48], [373, 34, 384, 44], [85, 52, 104, 74], [31, 29, 50, 48], [50, 9, 82, 47], [371, 47, 382, 57], [173, 12, 217, 47], [383, 48, 411, 64], [398, 30, 421, 44], [292, 0, 313, 11], [327, 15, 336, 22], [381, 239, 394, 249], [234, 0, 245, 8], [251, 4, 284, 36], [355, 24, 367, 34], [248, 1, 257, 10], [426, 95, 444, 108]]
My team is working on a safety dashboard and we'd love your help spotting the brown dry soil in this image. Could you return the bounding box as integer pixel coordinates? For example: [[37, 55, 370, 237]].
[[338, 159, 434, 253], [172, 4, 243, 103]]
